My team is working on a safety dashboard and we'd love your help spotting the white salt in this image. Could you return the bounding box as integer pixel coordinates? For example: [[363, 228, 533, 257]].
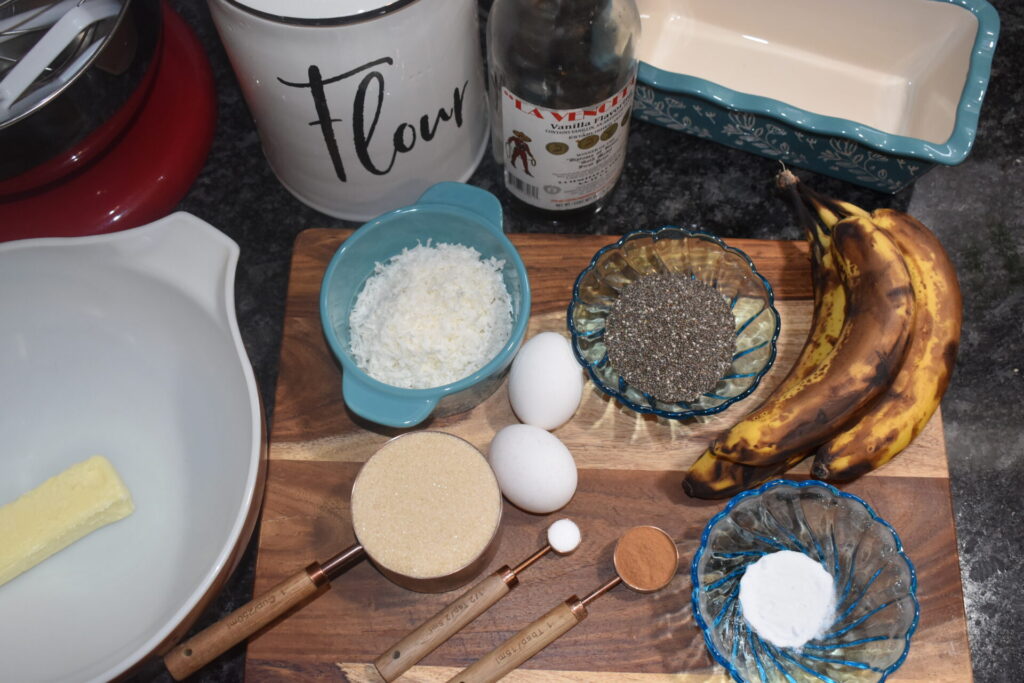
[[546, 518, 581, 554], [738, 549, 836, 648]]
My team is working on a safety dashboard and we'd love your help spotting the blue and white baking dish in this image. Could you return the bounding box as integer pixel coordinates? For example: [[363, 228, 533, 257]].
[[633, 0, 1000, 193]]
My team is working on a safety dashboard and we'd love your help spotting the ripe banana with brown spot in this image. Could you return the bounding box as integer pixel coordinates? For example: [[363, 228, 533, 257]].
[[708, 215, 915, 467], [775, 171, 846, 386], [682, 172, 837, 499], [787, 177, 965, 480], [811, 208, 962, 480], [682, 449, 808, 500]]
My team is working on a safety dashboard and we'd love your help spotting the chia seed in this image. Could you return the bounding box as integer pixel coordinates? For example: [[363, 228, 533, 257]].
[[604, 273, 735, 404]]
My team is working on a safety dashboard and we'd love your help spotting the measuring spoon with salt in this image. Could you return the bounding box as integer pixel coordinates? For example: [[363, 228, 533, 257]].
[[448, 525, 679, 683], [374, 519, 582, 682]]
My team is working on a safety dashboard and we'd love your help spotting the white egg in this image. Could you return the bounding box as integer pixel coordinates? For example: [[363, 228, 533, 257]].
[[508, 331, 584, 430], [488, 424, 578, 514]]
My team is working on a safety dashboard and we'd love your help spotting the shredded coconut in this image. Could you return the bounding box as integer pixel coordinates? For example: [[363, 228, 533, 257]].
[[738, 550, 836, 648], [349, 241, 513, 389]]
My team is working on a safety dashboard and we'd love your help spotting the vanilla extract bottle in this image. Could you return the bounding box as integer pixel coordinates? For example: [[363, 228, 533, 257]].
[[486, 0, 641, 220]]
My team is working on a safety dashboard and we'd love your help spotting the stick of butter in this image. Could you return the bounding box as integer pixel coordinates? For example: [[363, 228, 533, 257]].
[[0, 455, 134, 587]]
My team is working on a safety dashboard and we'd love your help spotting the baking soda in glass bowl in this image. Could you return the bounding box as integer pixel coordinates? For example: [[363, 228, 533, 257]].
[[738, 550, 835, 648], [690, 480, 919, 682]]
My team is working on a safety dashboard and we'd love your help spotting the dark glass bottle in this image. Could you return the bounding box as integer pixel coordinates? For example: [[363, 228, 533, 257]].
[[486, 0, 641, 221]]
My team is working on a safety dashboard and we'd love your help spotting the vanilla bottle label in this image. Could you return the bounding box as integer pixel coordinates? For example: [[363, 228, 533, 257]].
[[499, 76, 635, 211]]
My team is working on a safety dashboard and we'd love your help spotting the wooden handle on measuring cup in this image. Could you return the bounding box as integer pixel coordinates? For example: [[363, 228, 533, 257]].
[[164, 563, 328, 680], [375, 570, 515, 681], [448, 597, 588, 683]]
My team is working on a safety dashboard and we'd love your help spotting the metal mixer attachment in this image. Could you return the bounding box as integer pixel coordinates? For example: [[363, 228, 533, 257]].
[[0, 0, 122, 122]]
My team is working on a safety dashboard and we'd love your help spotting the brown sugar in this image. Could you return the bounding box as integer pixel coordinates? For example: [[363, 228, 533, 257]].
[[351, 432, 502, 579]]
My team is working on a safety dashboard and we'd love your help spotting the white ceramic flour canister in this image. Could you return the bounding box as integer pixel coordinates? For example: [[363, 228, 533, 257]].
[[208, 0, 489, 221]]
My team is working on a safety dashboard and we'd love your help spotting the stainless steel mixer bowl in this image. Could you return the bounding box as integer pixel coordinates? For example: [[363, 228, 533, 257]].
[[0, 0, 161, 189]]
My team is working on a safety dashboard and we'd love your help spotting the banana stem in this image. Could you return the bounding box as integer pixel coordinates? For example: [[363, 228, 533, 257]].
[[794, 179, 870, 227], [776, 170, 829, 254]]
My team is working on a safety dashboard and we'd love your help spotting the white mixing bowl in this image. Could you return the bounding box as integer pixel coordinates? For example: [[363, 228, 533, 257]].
[[0, 212, 265, 682]]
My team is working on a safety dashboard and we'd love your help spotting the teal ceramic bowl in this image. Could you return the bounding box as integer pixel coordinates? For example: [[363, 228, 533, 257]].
[[319, 183, 531, 428], [632, 0, 999, 193]]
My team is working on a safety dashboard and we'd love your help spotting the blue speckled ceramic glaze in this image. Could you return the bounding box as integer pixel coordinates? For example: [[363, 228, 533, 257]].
[[633, 0, 1000, 193], [319, 182, 531, 428], [691, 480, 920, 683]]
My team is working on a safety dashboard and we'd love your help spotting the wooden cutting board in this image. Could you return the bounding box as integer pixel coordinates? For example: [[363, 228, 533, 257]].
[[244, 229, 972, 682]]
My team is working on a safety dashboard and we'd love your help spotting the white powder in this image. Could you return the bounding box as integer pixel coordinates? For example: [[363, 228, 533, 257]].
[[738, 550, 836, 648], [348, 242, 513, 389], [546, 518, 581, 554]]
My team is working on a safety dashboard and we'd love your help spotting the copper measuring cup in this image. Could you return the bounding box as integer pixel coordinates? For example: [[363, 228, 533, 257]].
[[450, 525, 679, 683]]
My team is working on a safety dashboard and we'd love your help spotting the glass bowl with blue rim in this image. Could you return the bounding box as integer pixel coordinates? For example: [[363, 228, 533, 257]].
[[691, 479, 920, 682], [567, 226, 780, 420]]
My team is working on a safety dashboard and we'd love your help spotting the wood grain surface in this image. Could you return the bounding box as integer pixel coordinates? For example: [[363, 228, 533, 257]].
[[245, 230, 971, 682]]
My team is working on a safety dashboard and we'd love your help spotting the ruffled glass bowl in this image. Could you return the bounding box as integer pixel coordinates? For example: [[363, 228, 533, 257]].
[[691, 480, 920, 682], [567, 226, 779, 419]]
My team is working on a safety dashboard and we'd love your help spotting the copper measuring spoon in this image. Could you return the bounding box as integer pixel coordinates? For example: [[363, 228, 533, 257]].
[[449, 525, 679, 683], [376, 520, 585, 679], [374, 519, 582, 681]]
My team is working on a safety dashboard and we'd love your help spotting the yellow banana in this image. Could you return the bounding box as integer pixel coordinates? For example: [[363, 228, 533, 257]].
[[682, 449, 808, 500], [709, 215, 915, 466], [787, 176, 964, 480], [681, 173, 952, 497], [682, 171, 841, 499], [774, 171, 846, 386], [812, 208, 962, 480]]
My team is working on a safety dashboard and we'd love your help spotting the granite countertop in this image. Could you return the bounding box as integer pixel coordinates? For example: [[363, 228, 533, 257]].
[[140, 1, 1022, 680]]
